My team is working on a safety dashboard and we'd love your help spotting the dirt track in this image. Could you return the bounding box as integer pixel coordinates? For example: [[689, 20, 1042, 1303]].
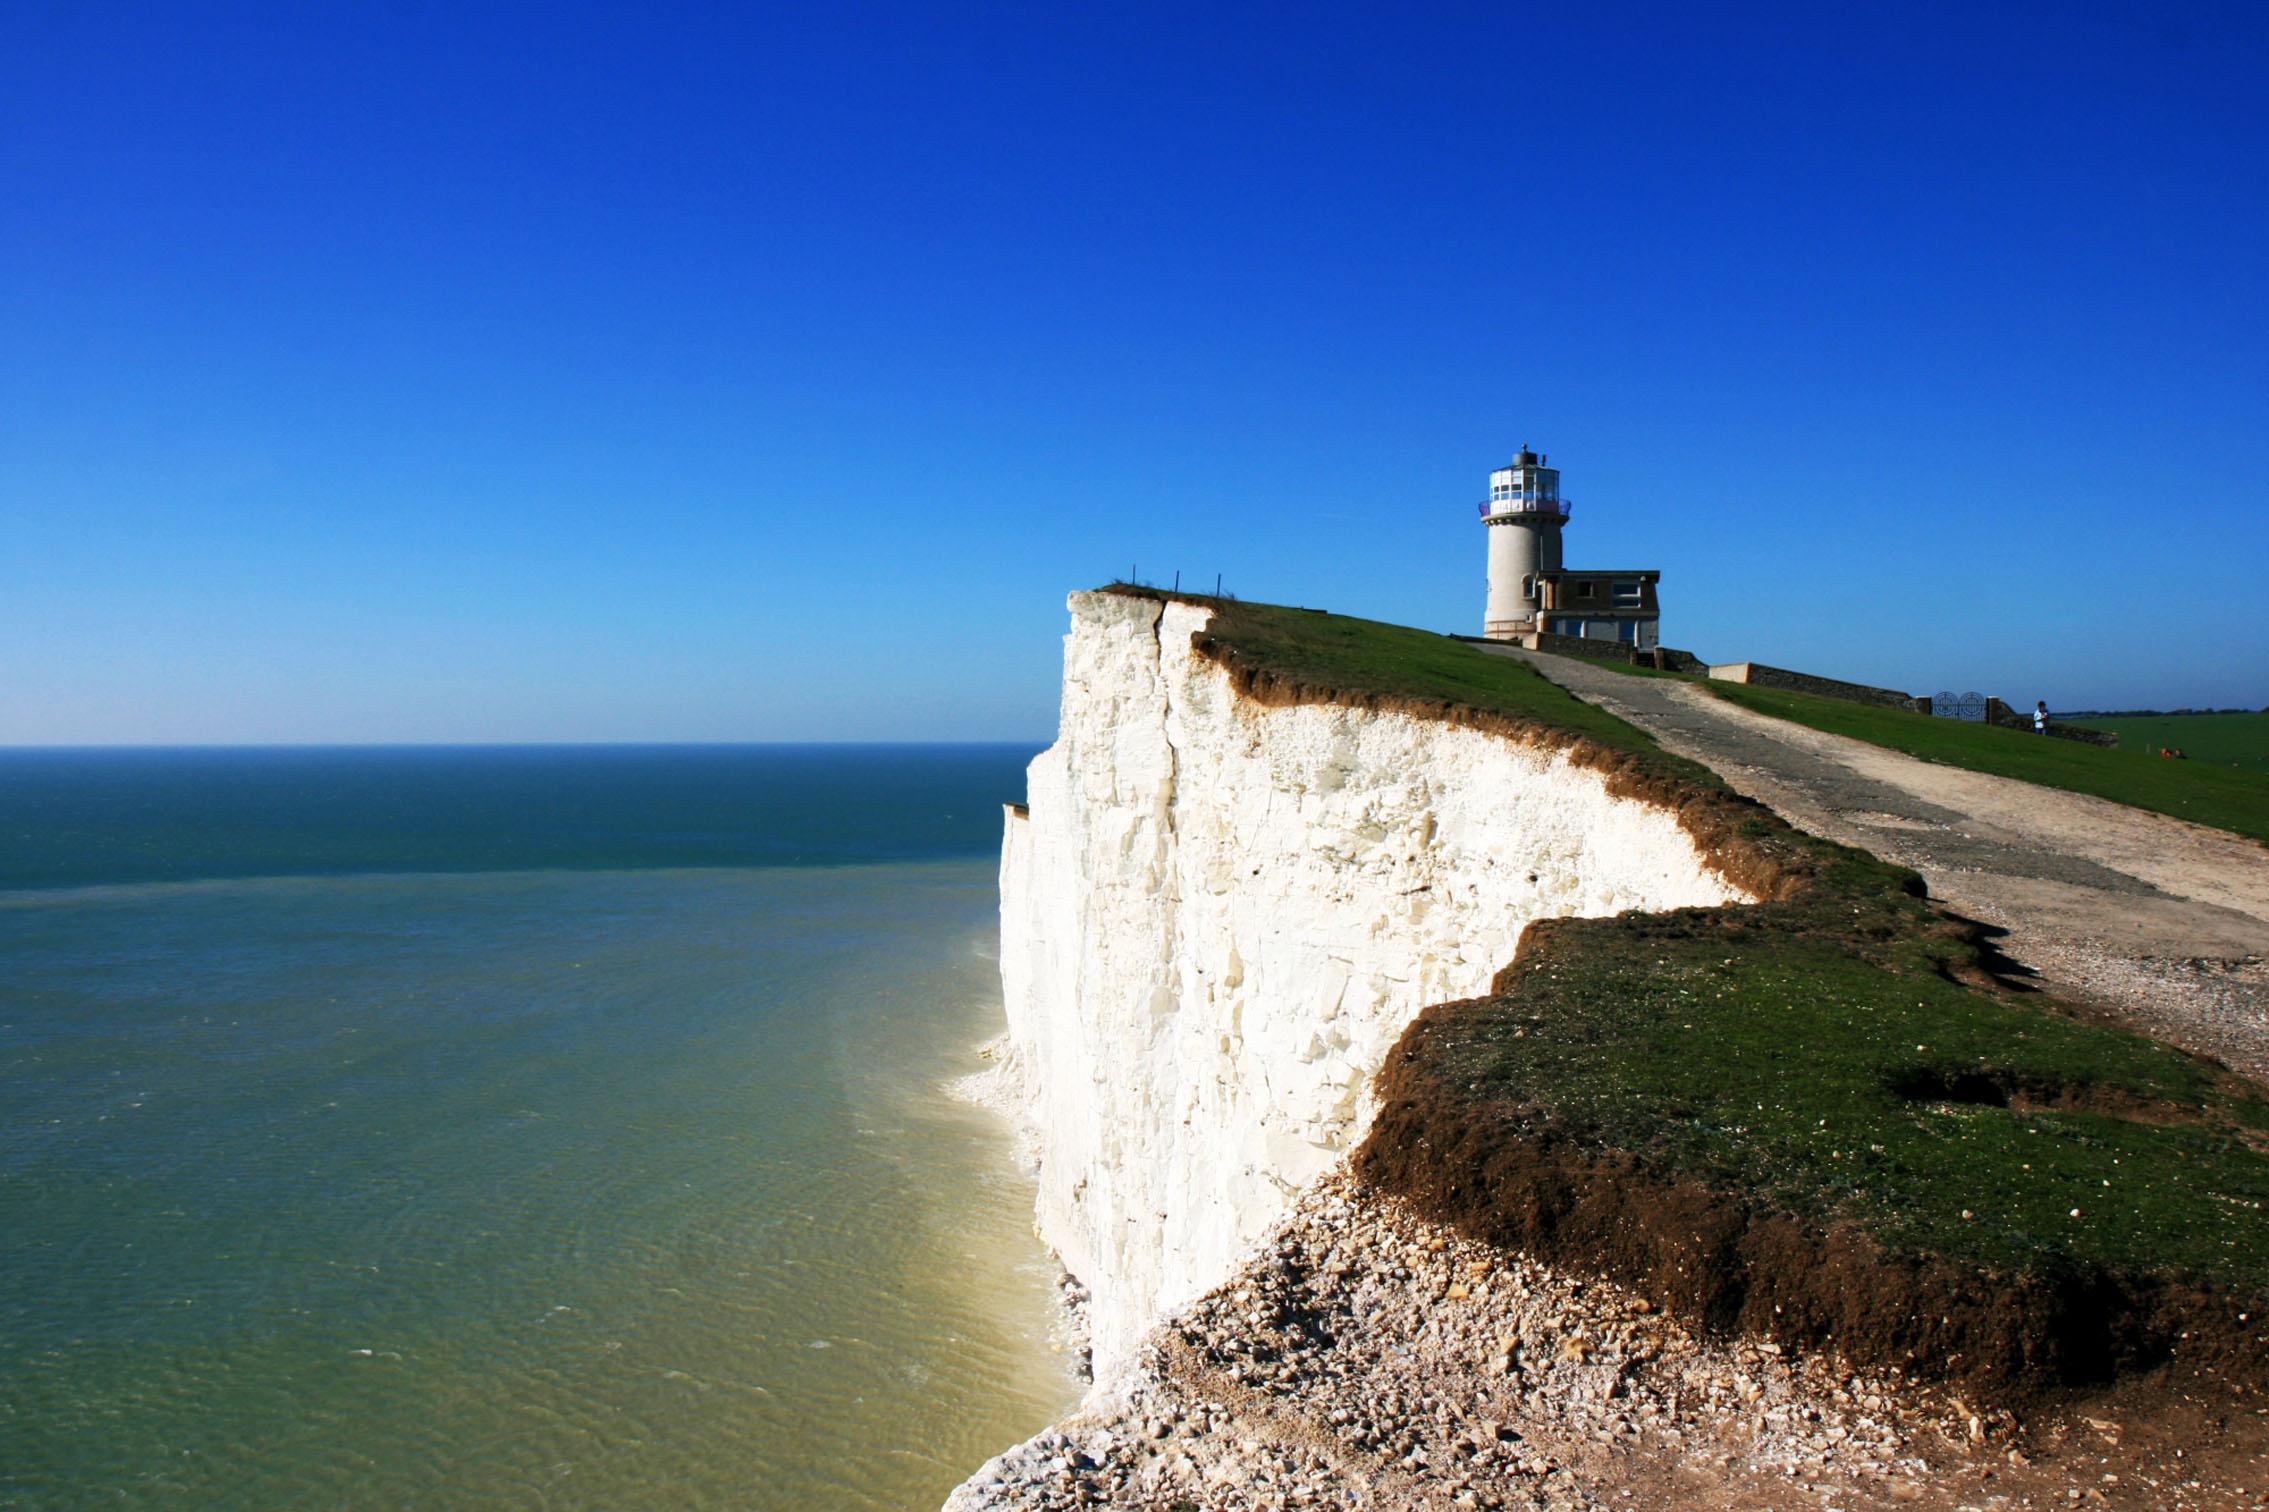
[[1481, 647, 2269, 1086]]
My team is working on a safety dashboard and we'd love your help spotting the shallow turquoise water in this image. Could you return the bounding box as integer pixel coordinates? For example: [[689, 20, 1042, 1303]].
[[0, 748, 1073, 1510]]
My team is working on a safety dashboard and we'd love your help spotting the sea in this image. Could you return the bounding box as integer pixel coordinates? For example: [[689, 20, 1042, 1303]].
[[0, 745, 1076, 1511]]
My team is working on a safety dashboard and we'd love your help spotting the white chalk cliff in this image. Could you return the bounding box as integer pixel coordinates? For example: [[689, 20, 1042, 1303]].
[[992, 592, 1748, 1382]]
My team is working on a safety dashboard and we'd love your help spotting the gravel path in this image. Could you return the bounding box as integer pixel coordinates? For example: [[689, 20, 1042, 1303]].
[[1480, 649, 2269, 1086]]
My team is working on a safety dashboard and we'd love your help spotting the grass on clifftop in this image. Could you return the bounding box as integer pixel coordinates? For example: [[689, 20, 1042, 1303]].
[[1449, 892, 2269, 1290], [1365, 866, 2269, 1398], [1102, 585, 1726, 791], [1704, 679, 2269, 846]]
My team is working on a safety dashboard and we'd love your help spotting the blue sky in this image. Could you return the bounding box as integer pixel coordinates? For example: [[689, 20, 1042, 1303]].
[[4, 1, 2263, 741]]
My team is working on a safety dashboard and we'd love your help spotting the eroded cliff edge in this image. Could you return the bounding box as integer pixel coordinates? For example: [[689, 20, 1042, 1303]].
[[990, 590, 1749, 1379]]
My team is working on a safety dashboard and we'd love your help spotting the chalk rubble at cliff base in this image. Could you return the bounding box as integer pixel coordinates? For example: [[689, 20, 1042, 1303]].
[[948, 1176, 1945, 1510], [947, 1176, 2260, 1512]]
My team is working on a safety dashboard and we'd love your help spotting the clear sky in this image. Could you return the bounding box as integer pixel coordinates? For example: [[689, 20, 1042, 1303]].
[[4, 1, 2263, 742]]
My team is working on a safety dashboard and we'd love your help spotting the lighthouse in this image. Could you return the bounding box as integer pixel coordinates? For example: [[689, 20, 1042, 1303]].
[[1478, 446, 1661, 647], [1480, 448, 1567, 639]]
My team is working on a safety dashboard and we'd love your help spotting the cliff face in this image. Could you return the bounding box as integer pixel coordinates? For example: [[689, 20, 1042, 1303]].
[[995, 592, 1749, 1378]]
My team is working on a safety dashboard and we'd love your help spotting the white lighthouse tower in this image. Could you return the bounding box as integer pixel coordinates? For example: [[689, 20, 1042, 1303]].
[[1480, 447, 1567, 639]]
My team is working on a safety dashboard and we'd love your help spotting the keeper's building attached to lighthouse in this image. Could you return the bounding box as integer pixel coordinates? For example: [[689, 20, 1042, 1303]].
[[1479, 447, 1660, 648]]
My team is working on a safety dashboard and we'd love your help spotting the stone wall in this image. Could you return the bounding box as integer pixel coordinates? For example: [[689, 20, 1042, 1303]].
[[1525, 629, 1646, 665], [1984, 698, 2119, 747], [1459, 631, 1706, 674], [1706, 661, 1918, 710]]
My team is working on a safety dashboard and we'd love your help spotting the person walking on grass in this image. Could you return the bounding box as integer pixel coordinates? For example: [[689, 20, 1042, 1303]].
[[2034, 700, 2050, 734]]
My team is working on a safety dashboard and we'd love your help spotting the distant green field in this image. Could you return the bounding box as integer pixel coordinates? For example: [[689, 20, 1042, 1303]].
[[1705, 682, 2269, 845], [2066, 711, 2269, 773]]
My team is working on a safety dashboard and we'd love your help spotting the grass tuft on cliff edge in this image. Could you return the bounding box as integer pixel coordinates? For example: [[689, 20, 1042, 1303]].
[[1104, 585, 2269, 1404]]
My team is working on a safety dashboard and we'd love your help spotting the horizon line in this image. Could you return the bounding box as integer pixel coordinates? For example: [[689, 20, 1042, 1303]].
[[0, 738, 1056, 752]]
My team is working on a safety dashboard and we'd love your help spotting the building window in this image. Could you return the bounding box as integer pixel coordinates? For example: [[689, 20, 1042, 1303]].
[[1612, 580, 1642, 607]]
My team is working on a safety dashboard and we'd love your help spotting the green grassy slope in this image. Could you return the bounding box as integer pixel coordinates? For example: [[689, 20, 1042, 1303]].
[[1704, 680, 2269, 845], [1444, 908, 2269, 1287]]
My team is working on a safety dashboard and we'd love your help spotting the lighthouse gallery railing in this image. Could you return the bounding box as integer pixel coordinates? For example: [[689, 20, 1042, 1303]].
[[1478, 497, 1572, 521]]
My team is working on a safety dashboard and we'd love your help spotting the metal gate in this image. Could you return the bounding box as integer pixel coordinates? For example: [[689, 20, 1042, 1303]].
[[1932, 691, 1986, 721]]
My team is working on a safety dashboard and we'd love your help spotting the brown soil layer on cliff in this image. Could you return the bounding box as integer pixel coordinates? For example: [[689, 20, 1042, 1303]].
[[1098, 586, 2269, 1408], [1358, 1063, 2265, 1407], [1346, 837, 2268, 1407]]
